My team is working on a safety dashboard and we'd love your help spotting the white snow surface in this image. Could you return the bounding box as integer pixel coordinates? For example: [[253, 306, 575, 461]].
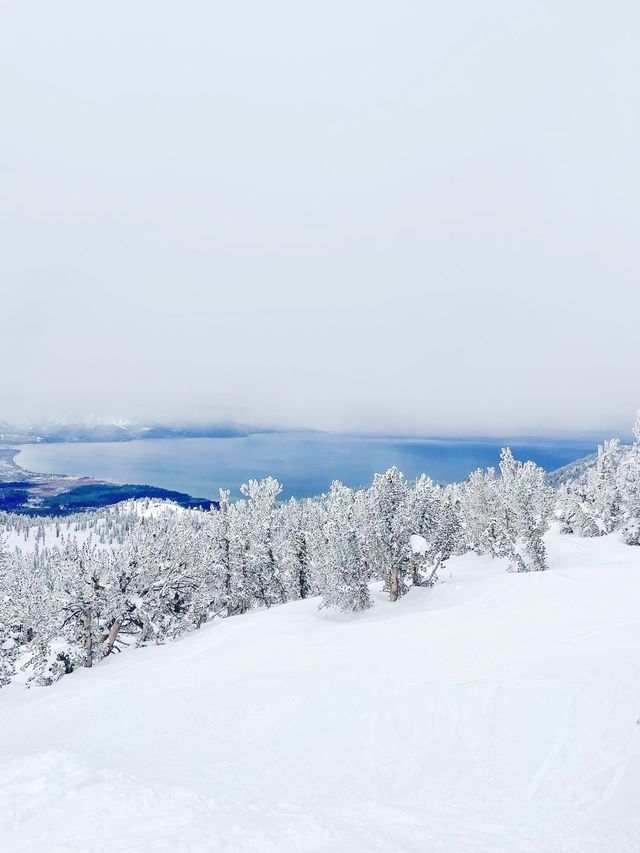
[[1, 530, 639, 852], [409, 533, 428, 555]]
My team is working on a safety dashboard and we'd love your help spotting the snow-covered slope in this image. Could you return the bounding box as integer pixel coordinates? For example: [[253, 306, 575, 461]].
[[1, 499, 193, 556], [1, 530, 639, 853], [546, 452, 599, 487]]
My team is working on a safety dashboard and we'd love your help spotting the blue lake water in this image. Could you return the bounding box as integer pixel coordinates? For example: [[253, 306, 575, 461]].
[[14, 432, 602, 500]]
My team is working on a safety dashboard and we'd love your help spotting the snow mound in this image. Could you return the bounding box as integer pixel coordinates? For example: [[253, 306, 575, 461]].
[[1, 530, 639, 852]]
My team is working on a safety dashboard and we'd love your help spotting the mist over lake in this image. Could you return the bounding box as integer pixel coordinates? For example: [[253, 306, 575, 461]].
[[15, 433, 602, 500]]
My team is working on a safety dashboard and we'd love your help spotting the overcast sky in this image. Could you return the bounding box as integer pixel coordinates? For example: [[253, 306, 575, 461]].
[[1, 1, 638, 435]]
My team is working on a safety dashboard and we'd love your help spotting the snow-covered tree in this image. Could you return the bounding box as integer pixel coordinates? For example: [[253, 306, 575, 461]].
[[429, 485, 461, 575], [617, 413, 640, 545], [0, 542, 77, 686], [357, 467, 412, 601], [405, 475, 444, 585], [556, 439, 623, 537], [496, 449, 553, 572], [457, 468, 506, 557], [0, 541, 18, 687], [47, 541, 109, 670], [196, 489, 248, 620], [237, 477, 287, 608], [107, 513, 201, 648], [277, 498, 317, 600], [314, 481, 371, 612], [552, 414, 640, 544]]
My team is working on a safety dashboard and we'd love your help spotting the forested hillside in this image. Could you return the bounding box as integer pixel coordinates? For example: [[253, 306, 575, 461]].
[[1, 416, 639, 688]]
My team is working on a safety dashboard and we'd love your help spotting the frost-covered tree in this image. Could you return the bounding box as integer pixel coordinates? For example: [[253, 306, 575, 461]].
[[556, 439, 623, 537], [2, 545, 85, 686], [357, 467, 412, 601], [0, 541, 18, 687], [554, 413, 640, 545], [197, 489, 248, 620], [405, 475, 444, 585], [497, 449, 553, 572], [48, 541, 109, 670], [277, 498, 317, 600], [314, 481, 371, 612], [108, 513, 201, 648], [237, 477, 287, 608], [458, 468, 506, 557], [429, 485, 461, 575], [614, 414, 640, 545]]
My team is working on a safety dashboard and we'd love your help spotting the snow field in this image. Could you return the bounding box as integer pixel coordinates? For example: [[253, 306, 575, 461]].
[[0, 530, 639, 852]]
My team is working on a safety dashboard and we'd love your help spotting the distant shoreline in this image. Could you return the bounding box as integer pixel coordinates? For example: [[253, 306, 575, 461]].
[[0, 446, 214, 516]]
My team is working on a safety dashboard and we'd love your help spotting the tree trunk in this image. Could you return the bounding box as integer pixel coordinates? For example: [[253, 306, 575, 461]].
[[103, 620, 121, 656], [389, 567, 399, 602], [82, 612, 93, 668], [427, 560, 440, 586]]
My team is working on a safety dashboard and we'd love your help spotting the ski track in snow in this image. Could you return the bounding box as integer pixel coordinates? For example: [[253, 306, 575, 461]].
[[1, 530, 639, 852]]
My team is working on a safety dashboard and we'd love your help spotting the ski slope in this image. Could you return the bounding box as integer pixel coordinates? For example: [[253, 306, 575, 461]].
[[1, 530, 639, 852]]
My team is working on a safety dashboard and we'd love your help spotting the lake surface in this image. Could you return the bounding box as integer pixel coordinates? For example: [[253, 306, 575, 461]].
[[14, 432, 602, 500]]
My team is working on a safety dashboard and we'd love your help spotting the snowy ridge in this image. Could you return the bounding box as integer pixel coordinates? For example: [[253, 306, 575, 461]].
[[0, 418, 272, 445], [1, 529, 639, 852], [546, 452, 600, 487], [1, 499, 192, 555]]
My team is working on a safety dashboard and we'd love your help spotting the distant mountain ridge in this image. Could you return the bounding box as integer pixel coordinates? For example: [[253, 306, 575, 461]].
[[546, 445, 632, 487], [0, 420, 279, 445], [546, 453, 599, 487]]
